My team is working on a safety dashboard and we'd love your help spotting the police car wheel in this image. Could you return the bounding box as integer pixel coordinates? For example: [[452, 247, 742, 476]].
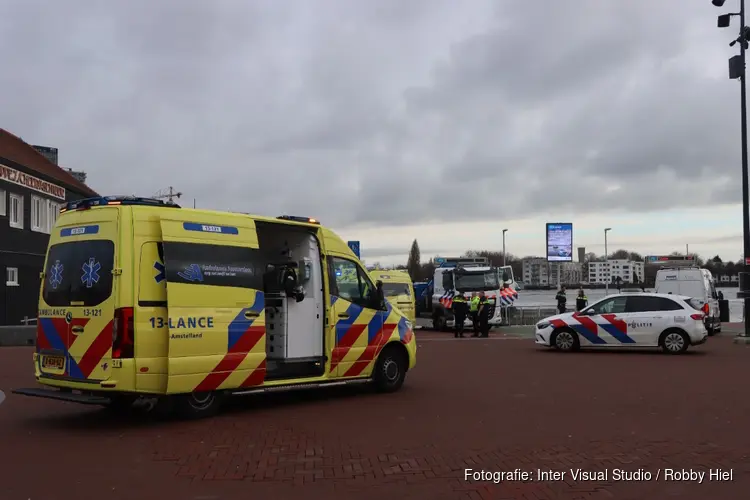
[[174, 391, 222, 419], [374, 345, 407, 393], [659, 329, 689, 354], [433, 314, 447, 331], [551, 328, 579, 352]]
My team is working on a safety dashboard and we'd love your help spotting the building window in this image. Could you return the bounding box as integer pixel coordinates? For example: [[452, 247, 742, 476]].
[[6, 267, 19, 286], [49, 201, 60, 230], [31, 195, 46, 232], [9, 193, 23, 229], [0, 189, 5, 216], [30, 197, 61, 234]]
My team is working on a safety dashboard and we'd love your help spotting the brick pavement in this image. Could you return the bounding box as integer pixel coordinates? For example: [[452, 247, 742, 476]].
[[1, 333, 749, 499]]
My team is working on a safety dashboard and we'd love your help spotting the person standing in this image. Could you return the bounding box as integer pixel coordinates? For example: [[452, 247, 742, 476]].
[[451, 293, 468, 338], [556, 286, 567, 315], [469, 292, 480, 335], [575, 288, 588, 311], [477, 292, 490, 338]]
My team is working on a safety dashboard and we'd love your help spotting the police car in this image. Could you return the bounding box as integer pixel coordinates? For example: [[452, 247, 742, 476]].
[[535, 292, 708, 354]]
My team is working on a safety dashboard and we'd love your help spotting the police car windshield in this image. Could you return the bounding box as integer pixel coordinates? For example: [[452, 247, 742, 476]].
[[382, 283, 411, 297], [42, 241, 115, 307], [454, 271, 499, 291]]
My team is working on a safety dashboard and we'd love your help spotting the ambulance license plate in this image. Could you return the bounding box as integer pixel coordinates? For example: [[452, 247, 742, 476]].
[[42, 356, 64, 370]]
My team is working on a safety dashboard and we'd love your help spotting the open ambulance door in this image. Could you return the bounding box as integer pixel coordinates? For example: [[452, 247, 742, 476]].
[[158, 214, 267, 395]]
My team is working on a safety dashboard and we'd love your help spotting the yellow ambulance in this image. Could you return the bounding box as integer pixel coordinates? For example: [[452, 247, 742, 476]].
[[369, 269, 416, 325], [13, 196, 416, 419]]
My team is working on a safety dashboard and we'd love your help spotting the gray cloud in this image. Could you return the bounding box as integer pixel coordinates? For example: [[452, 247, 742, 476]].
[[0, 0, 740, 229]]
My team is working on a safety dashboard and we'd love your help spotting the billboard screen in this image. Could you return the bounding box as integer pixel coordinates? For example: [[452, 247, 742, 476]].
[[546, 223, 573, 262]]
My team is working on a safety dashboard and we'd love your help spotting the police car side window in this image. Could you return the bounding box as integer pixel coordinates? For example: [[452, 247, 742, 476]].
[[654, 297, 683, 311], [625, 296, 653, 312], [590, 297, 627, 314], [626, 296, 683, 312]]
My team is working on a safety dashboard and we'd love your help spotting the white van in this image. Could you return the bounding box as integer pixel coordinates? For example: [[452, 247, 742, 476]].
[[654, 267, 721, 335]]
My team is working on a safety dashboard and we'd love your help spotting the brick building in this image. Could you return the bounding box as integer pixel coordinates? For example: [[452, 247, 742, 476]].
[[0, 129, 98, 325]]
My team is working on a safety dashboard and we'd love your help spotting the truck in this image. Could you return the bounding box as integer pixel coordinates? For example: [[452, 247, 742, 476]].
[[430, 257, 519, 331]]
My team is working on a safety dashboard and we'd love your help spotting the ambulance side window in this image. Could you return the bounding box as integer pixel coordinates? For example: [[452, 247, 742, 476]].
[[329, 257, 375, 307], [161, 242, 263, 289]]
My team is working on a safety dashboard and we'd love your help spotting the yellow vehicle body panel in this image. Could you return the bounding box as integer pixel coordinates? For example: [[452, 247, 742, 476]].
[[34, 204, 416, 397], [36, 208, 121, 386], [369, 269, 416, 325]]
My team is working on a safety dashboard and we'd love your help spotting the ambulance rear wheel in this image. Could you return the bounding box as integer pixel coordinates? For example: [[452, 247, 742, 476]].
[[551, 328, 580, 352], [174, 391, 222, 419], [374, 345, 407, 393]]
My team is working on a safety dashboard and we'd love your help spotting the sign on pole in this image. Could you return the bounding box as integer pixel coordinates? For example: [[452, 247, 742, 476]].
[[546, 223, 573, 262], [347, 241, 360, 259], [645, 255, 695, 265]]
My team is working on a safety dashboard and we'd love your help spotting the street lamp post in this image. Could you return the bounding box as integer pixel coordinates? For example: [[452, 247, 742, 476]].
[[713, 0, 750, 343], [502, 229, 508, 267], [604, 228, 612, 295]]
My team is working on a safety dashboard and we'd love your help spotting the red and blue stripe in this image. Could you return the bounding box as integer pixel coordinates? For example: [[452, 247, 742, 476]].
[[195, 293, 266, 392]]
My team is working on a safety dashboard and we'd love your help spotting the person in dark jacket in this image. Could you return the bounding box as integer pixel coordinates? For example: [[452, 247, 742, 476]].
[[575, 289, 588, 311], [477, 292, 491, 338], [555, 286, 567, 314], [451, 293, 468, 338]]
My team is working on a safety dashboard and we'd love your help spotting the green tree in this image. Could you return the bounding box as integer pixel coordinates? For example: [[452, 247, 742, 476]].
[[406, 239, 421, 281]]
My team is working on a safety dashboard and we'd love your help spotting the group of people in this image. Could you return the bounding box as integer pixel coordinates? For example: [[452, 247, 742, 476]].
[[451, 291, 491, 338], [555, 286, 589, 314]]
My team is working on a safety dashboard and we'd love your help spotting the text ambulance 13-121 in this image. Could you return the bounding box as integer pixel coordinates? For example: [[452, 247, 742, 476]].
[[465, 468, 734, 484]]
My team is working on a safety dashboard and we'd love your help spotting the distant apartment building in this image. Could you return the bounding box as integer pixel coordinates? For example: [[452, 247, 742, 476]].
[[588, 259, 645, 285], [551, 262, 584, 286], [522, 257, 550, 287], [522, 258, 582, 287]]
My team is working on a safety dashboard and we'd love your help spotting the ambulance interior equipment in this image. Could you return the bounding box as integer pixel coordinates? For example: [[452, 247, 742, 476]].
[[256, 221, 326, 379]]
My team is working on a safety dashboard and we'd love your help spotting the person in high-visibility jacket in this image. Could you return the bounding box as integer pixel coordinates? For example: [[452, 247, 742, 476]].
[[575, 289, 588, 311], [469, 293, 480, 335], [451, 293, 468, 338]]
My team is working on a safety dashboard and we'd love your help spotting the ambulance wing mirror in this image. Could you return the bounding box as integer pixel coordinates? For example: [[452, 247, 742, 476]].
[[374, 280, 386, 309]]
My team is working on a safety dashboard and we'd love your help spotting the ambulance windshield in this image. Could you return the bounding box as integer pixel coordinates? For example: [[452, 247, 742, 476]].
[[381, 283, 411, 297], [454, 271, 499, 292]]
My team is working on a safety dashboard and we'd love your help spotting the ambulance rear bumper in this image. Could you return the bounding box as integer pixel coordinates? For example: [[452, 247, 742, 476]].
[[12, 387, 111, 405]]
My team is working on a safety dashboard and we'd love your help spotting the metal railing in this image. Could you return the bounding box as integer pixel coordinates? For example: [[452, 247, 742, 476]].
[[19, 317, 37, 325], [505, 306, 558, 326]]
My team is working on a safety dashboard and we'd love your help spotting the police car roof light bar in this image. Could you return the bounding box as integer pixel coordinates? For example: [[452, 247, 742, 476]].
[[62, 196, 181, 212], [277, 215, 320, 224]]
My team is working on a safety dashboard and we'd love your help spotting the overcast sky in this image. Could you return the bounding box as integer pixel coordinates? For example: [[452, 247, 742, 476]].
[[0, 0, 745, 264]]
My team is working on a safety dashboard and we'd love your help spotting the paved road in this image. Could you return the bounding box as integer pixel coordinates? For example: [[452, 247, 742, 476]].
[[1, 333, 749, 499]]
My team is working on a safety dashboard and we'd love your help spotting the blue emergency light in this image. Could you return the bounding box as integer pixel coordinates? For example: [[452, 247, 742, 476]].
[[62, 196, 180, 212]]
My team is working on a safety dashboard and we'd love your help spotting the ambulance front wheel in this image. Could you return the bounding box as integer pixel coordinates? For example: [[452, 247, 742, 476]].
[[374, 344, 407, 393], [174, 391, 223, 419], [551, 328, 580, 352]]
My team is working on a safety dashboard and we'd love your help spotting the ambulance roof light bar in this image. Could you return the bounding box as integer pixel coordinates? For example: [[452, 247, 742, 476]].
[[277, 215, 320, 224], [61, 196, 181, 213]]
